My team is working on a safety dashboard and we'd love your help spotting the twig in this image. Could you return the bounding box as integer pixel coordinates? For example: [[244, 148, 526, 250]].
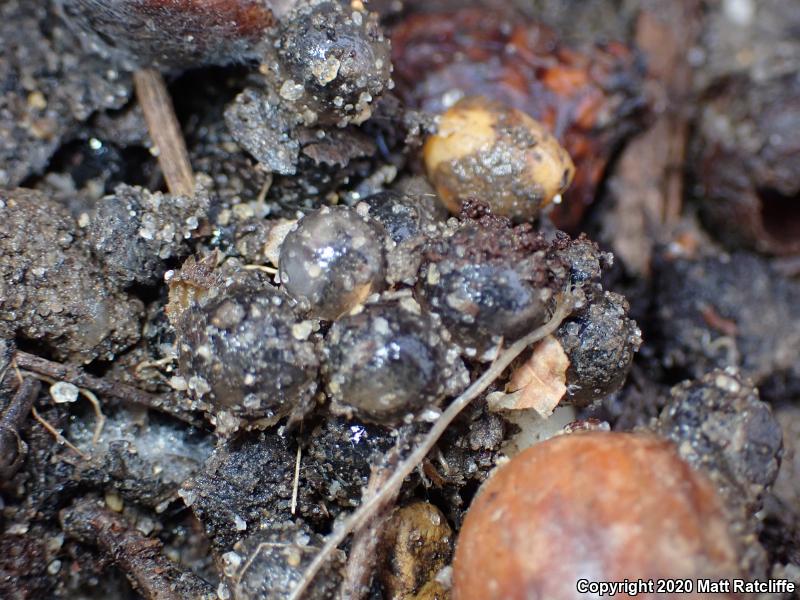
[[243, 264, 279, 274], [338, 462, 399, 600], [13, 360, 23, 385], [14, 351, 201, 426], [0, 357, 10, 388], [15, 351, 150, 404], [31, 406, 87, 459], [0, 377, 41, 477], [134, 356, 177, 376], [256, 175, 273, 204], [291, 443, 302, 515], [133, 68, 195, 197], [23, 371, 107, 445], [288, 298, 574, 600], [0, 377, 40, 435], [60, 498, 216, 600], [81, 388, 106, 445]]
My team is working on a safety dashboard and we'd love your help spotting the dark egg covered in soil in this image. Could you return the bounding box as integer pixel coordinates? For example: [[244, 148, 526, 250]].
[[323, 298, 468, 424], [419, 205, 569, 354], [175, 273, 319, 428], [270, 0, 392, 127], [554, 289, 642, 407]]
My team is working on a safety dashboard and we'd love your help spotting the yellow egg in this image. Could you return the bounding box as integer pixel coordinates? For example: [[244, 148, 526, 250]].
[[424, 96, 575, 221]]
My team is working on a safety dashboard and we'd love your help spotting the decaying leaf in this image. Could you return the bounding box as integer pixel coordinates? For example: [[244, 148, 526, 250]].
[[487, 335, 569, 417]]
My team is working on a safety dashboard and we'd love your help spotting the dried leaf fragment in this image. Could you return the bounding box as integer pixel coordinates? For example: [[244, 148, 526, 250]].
[[488, 335, 569, 416]]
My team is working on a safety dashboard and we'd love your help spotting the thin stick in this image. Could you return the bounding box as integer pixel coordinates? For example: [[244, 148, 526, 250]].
[[134, 356, 177, 376], [338, 463, 398, 600], [61, 499, 216, 600], [15, 351, 201, 426], [0, 377, 41, 477], [133, 68, 195, 197], [288, 299, 574, 600], [31, 406, 87, 459], [80, 388, 106, 446], [23, 371, 107, 446], [13, 360, 23, 385], [0, 360, 10, 387], [256, 175, 273, 204], [1, 377, 40, 433], [291, 443, 302, 515], [243, 264, 279, 274]]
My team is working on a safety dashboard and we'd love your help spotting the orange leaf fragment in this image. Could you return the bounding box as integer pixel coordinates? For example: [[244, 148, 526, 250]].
[[488, 335, 569, 417]]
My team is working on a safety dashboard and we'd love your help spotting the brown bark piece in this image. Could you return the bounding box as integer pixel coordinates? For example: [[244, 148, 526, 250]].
[[603, 1, 702, 275], [134, 69, 195, 197]]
